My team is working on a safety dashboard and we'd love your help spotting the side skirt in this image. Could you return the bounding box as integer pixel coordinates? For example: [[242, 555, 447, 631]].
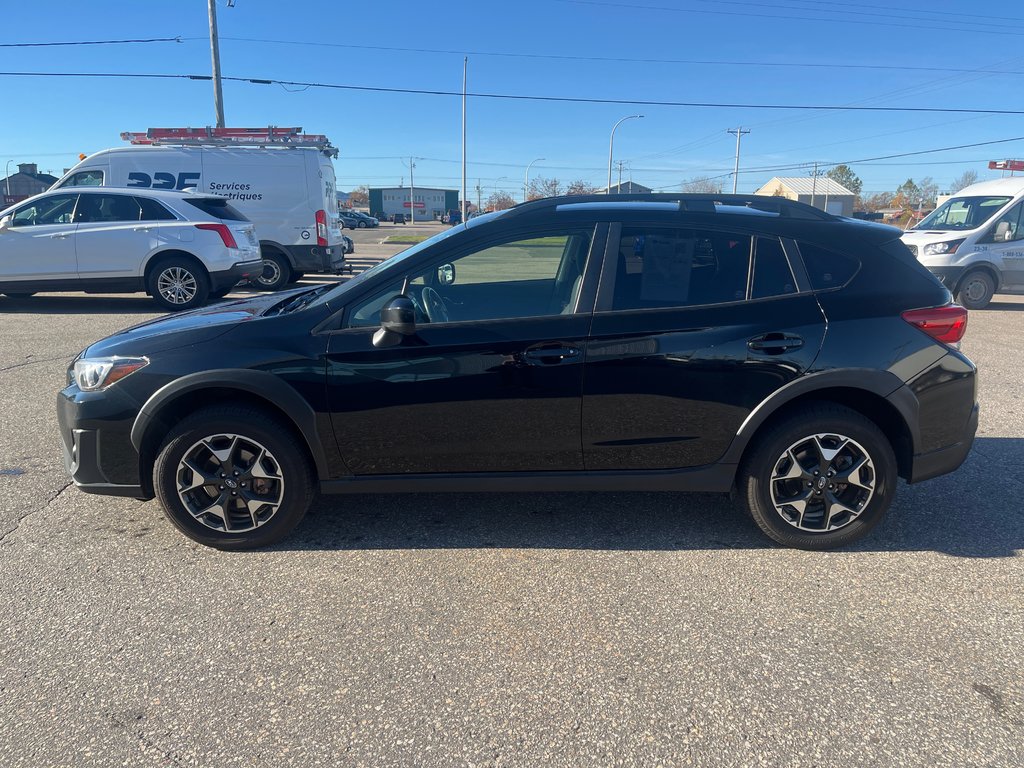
[[320, 463, 738, 495]]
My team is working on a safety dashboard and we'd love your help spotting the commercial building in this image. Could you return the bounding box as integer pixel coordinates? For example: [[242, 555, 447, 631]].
[[601, 181, 653, 195], [369, 186, 459, 223], [755, 177, 856, 217], [1, 163, 59, 206]]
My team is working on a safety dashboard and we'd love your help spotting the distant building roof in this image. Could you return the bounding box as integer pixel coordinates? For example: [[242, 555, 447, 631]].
[[758, 177, 855, 197], [601, 181, 653, 195]]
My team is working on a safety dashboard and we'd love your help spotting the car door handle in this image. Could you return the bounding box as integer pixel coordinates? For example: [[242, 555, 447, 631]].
[[522, 346, 581, 364], [747, 333, 804, 354], [133, 226, 153, 232], [49, 232, 71, 239]]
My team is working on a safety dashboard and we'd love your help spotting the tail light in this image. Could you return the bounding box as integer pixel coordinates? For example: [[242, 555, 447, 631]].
[[315, 209, 328, 247], [901, 304, 968, 345], [195, 223, 237, 249]]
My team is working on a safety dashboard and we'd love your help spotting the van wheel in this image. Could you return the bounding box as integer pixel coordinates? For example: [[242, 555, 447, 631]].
[[148, 258, 209, 311], [738, 404, 897, 550], [956, 270, 995, 310], [153, 405, 315, 549], [253, 252, 291, 291]]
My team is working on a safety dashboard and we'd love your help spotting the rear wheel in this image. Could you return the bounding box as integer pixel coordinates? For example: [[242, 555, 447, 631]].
[[147, 257, 209, 311], [956, 269, 995, 310], [253, 252, 291, 291], [739, 404, 897, 550], [153, 406, 315, 549]]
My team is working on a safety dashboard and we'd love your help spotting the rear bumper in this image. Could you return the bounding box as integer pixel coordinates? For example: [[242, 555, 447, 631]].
[[908, 402, 979, 483], [210, 259, 264, 292], [284, 244, 346, 274]]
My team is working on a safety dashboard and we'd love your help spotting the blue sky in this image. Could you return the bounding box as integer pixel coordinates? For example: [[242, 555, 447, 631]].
[[3, 0, 1024, 200]]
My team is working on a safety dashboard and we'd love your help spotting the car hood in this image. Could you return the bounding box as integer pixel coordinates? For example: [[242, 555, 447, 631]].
[[81, 289, 310, 358]]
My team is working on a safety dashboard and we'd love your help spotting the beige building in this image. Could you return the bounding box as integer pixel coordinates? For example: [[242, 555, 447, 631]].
[[755, 176, 856, 216]]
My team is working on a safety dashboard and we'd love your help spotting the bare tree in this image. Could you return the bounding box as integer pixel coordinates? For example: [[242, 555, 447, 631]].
[[348, 185, 369, 208], [950, 170, 978, 193], [681, 176, 723, 194], [566, 179, 599, 195], [528, 177, 563, 200], [485, 191, 516, 210]]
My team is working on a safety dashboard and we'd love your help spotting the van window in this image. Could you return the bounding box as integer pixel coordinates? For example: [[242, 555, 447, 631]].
[[913, 195, 1012, 232], [984, 202, 1024, 243], [183, 197, 248, 221], [60, 170, 104, 188]]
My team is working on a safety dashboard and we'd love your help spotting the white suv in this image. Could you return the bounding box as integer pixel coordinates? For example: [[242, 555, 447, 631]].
[[0, 188, 262, 310]]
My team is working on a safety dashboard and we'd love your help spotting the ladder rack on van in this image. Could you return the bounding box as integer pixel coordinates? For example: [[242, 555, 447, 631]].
[[120, 127, 339, 157]]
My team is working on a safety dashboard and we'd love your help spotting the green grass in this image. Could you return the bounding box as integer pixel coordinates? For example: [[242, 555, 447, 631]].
[[386, 235, 432, 245]]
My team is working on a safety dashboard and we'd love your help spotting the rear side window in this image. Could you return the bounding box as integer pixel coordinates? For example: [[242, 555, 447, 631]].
[[75, 194, 143, 223], [751, 237, 797, 299], [797, 242, 860, 290], [136, 197, 176, 221], [609, 227, 752, 310], [183, 197, 248, 221]]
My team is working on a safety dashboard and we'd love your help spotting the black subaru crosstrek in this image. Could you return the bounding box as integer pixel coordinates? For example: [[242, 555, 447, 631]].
[[58, 194, 979, 550]]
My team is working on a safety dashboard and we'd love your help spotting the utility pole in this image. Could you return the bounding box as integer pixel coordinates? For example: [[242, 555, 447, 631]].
[[616, 160, 626, 193], [476, 179, 482, 212], [461, 57, 468, 224], [811, 161, 818, 208], [207, 0, 226, 128], [727, 127, 750, 194], [409, 157, 415, 223]]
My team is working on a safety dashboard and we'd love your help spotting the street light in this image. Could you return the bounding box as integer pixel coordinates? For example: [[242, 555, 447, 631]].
[[491, 176, 508, 206], [607, 115, 643, 193], [524, 158, 545, 202]]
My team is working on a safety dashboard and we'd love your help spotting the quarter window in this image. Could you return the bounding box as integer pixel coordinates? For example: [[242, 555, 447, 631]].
[[798, 242, 860, 290], [137, 197, 177, 221], [750, 237, 797, 299], [608, 227, 752, 311]]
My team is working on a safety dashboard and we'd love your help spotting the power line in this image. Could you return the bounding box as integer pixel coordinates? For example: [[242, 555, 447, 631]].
[[210, 36, 1024, 77], [4, 70, 1024, 116], [0, 37, 183, 47]]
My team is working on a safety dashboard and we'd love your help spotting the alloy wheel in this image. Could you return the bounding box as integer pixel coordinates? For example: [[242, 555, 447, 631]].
[[769, 432, 876, 532], [156, 267, 198, 305], [176, 433, 285, 533]]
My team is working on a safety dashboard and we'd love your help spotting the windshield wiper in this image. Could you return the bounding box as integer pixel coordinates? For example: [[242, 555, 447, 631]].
[[267, 284, 334, 316]]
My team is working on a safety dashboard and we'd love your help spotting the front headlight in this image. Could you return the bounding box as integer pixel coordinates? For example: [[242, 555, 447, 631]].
[[72, 356, 148, 391], [923, 239, 965, 256]]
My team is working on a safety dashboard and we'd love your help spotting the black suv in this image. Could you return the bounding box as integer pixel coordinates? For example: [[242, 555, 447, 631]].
[[58, 194, 978, 550]]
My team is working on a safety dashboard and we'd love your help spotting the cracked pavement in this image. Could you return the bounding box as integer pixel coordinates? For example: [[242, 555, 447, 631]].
[[0, 278, 1022, 767]]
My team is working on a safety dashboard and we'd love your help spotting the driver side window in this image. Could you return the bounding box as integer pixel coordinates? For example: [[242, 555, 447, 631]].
[[346, 230, 594, 328], [11, 194, 79, 227], [986, 202, 1024, 243]]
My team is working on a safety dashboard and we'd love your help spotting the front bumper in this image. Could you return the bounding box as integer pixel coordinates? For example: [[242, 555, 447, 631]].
[[924, 265, 967, 291], [210, 258, 264, 292], [284, 244, 346, 274], [57, 385, 151, 499]]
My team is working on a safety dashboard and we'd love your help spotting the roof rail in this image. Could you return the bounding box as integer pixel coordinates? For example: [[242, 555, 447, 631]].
[[508, 193, 833, 220]]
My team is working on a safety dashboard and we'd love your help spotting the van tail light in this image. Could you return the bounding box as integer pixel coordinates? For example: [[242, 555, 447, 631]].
[[901, 304, 968, 345], [315, 209, 328, 246], [195, 223, 237, 249]]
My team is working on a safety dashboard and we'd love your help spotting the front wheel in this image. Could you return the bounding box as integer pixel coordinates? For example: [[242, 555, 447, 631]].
[[738, 404, 897, 550], [153, 406, 316, 549], [148, 258, 209, 311], [956, 270, 995, 310], [357, 220, 367, 228], [253, 252, 292, 291]]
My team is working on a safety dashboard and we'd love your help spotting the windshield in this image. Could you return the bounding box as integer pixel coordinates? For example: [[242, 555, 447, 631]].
[[310, 209, 512, 307], [913, 195, 1012, 231]]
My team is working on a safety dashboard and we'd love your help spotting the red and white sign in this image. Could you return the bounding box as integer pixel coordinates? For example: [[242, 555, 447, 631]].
[[402, 201, 426, 209], [988, 159, 1024, 172]]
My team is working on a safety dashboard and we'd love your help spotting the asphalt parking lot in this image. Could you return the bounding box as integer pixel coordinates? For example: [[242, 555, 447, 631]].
[[1, 232, 1022, 766]]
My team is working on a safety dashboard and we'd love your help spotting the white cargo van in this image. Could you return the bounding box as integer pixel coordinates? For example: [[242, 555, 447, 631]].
[[901, 177, 1024, 309], [53, 129, 344, 291]]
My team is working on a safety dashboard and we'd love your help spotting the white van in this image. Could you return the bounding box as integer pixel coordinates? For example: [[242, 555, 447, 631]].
[[54, 143, 344, 291], [901, 177, 1024, 309]]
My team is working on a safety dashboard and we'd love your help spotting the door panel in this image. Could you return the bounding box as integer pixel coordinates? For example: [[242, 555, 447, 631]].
[[326, 315, 589, 474], [73, 194, 159, 279], [0, 224, 78, 283]]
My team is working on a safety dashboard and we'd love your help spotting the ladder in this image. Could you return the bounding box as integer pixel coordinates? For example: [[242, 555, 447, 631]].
[[120, 127, 338, 157]]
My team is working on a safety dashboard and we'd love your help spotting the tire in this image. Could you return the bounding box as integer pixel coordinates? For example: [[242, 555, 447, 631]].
[[153, 405, 316, 549], [253, 251, 291, 291], [738, 404, 897, 550], [357, 220, 367, 228], [209, 287, 233, 300], [147, 257, 210, 311], [2, 292, 35, 298], [956, 269, 995, 310], [287, 271, 305, 284]]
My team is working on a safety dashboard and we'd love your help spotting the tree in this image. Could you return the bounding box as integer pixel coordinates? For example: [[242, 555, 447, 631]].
[[950, 170, 978, 193], [680, 176, 722, 193], [862, 192, 894, 211], [527, 176, 563, 200], [566, 179, 599, 195], [485, 191, 516, 211], [825, 164, 862, 197], [348, 185, 369, 208], [918, 177, 939, 207], [894, 178, 921, 209]]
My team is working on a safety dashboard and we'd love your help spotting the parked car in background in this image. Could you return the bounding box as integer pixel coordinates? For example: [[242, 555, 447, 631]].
[[343, 211, 378, 228], [342, 234, 354, 254], [901, 177, 1024, 309], [58, 194, 977, 551], [54, 130, 345, 292], [339, 212, 362, 229], [0, 188, 261, 310], [443, 209, 462, 225], [392, 213, 407, 224]]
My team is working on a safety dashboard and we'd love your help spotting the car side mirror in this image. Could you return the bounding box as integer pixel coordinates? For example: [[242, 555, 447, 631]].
[[437, 263, 455, 286], [994, 221, 1012, 242], [0, 216, 10, 233], [372, 294, 417, 348]]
